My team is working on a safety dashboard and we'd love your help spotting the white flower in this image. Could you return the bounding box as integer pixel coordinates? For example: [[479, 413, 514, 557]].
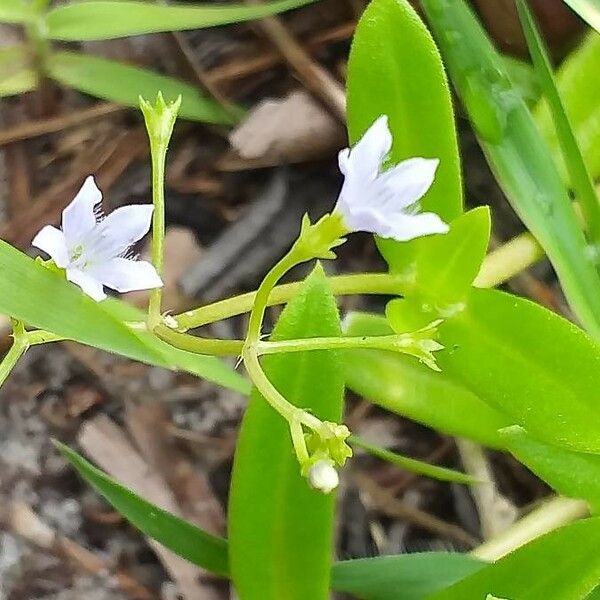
[[32, 176, 162, 301], [336, 115, 449, 242], [307, 459, 339, 494]]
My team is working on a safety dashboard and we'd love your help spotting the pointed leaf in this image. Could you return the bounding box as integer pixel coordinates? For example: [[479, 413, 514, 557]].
[[229, 266, 344, 600], [0, 46, 37, 97], [562, 0, 600, 32]]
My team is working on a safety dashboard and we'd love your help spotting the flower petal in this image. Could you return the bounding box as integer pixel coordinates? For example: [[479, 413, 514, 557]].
[[381, 211, 449, 242], [66, 268, 106, 301], [85, 204, 154, 261], [89, 258, 163, 293], [346, 115, 392, 181], [31, 225, 69, 268], [62, 176, 102, 244], [377, 157, 439, 212]]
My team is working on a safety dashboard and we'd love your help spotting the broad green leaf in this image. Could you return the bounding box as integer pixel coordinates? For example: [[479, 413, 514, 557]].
[[343, 312, 510, 449], [436, 288, 600, 453], [562, 0, 600, 32], [350, 436, 476, 484], [57, 442, 229, 576], [346, 0, 462, 274], [229, 265, 344, 600], [421, 0, 600, 342], [0, 0, 32, 23], [0, 240, 248, 392], [45, 0, 315, 41], [516, 0, 600, 244], [56, 444, 487, 599], [535, 32, 600, 182], [414, 207, 490, 304], [331, 553, 485, 600], [0, 46, 37, 97], [501, 426, 600, 512], [47, 51, 235, 124], [428, 518, 600, 599]]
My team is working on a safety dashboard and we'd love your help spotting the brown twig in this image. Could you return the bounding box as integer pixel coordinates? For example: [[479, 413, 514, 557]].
[[0, 103, 124, 147]]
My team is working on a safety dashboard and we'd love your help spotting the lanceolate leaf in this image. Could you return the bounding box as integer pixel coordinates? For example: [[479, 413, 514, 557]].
[[428, 518, 600, 600], [346, 0, 462, 274], [228, 266, 344, 600], [0, 239, 247, 392], [420, 0, 600, 341], [45, 0, 315, 41], [47, 51, 235, 124], [502, 426, 600, 512], [57, 442, 230, 577], [58, 443, 487, 599]]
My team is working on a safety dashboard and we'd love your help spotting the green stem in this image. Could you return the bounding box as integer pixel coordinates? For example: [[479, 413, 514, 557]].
[[147, 140, 167, 329], [242, 346, 321, 430], [154, 325, 243, 356], [0, 337, 28, 388]]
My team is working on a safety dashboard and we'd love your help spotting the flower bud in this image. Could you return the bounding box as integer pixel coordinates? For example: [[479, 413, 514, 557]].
[[307, 460, 339, 494]]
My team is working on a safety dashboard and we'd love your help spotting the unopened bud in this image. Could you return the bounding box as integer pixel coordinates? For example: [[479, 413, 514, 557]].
[[307, 460, 339, 494]]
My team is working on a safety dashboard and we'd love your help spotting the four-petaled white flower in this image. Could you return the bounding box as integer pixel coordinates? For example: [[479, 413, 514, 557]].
[[32, 176, 162, 302], [335, 115, 449, 242], [307, 459, 339, 494]]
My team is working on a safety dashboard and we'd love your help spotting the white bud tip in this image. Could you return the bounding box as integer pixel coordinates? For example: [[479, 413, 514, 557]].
[[307, 460, 339, 494]]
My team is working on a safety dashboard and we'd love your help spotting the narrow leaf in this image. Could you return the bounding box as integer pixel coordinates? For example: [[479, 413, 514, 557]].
[[0, 0, 32, 23], [562, 0, 600, 32], [516, 0, 600, 244], [229, 265, 344, 600], [47, 51, 235, 124], [45, 0, 315, 41], [0, 240, 247, 392], [346, 0, 462, 274], [57, 442, 230, 576], [502, 426, 600, 512], [420, 0, 600, 341], [428, 518, 600, 599], [331, 553, 485, 600]]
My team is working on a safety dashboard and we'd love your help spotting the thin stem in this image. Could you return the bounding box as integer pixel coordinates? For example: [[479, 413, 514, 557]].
[[154, 325, 243, 356], [148, 142, 167, 329], [174, 232, 542, 331], [0, 338, 28, 388], [257, 334, 421, 355], [242, 346, 321, 430]]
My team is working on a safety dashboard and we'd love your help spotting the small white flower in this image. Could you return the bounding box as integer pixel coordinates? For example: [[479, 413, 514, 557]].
[[32, 176, 162, 302], [335, 115, 449, 242], [307, 459, 339, 494]]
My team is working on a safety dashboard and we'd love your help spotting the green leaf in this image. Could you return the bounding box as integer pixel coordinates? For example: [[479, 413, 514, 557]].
[[0, 46, 37, 97], [562, 0, 600, 32], [535, 32, 600, 182], [350, 436, 477, 484], [0, 240, 248, 392], [428, 518, 600, 599], [516, 0, 600, 244], [56, 442, 230, 576], [228, 265, 344, 600], [0, 0, 32, 23], [501, 426, 600, 512], [420, 0, 600, 342], [331, 553, 485, 600], [343, 312, 510, 449], [415, 207, 490, 304], [45, 0, 315, 41], [436, 288, 600, 454], [346, 0, 462, 274], [47, 51, 235, 124]]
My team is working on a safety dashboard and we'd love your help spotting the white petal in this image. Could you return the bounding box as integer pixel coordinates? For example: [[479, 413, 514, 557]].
[[66, 268, 106, 301], [89, 258, 163, 293], [346, 115, 392, 181], [62, 176, 102, 244], [85, 204, 154, 261], [377, 157, 439, 212], [308, 460, 339, 494], [381, 211, 449, 242], [31, 225, 69, 267]]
